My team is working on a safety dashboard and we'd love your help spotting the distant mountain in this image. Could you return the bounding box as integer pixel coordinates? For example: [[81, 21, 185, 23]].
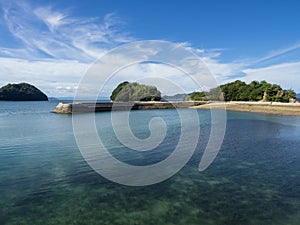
[[0, 83, 48, 101], [296, 93, 300, 100], [55, 97, 111, 102], [48, 97, 59, 102], [162, 93, 189, 101], [110, 82, 161, 101]]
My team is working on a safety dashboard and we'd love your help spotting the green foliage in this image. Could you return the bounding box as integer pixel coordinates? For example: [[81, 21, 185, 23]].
[[0, 83, 48, 101], [110, 82, 161, 102], [187, 87, 223, 101], [186, 92, 208, 101], [282, 89, 296, 102], [187, 80, 296, 103], [207, 87, 224, 101], [219, 80, 296, 102], [110, 81, 129, 101]]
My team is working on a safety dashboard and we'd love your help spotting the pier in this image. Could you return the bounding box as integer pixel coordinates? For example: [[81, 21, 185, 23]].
[[52, 101, 207, 114]]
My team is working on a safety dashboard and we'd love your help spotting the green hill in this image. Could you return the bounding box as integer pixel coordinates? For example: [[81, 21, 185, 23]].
[[110, 82, 161, 102], [0, 83, 48, 101]]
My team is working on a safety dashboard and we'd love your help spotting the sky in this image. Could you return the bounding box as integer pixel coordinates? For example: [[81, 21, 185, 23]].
[[1, 0, 300, 97]]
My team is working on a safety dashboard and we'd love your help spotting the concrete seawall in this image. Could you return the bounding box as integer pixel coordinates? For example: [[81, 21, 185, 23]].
[[52, 101, 207, 114], [194, 101, 300, 116]]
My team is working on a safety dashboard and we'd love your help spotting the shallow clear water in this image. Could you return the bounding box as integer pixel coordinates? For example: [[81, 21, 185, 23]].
[[0, 101, 299, 225]]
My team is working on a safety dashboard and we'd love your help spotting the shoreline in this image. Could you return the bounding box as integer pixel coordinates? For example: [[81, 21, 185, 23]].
[[193, 101, 300, 116], [52, 101, 300, 116]]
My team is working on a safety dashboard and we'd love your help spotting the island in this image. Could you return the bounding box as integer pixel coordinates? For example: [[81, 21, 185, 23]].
[[53, 80, 300, 116], [110, 81, 162, 101], [191, 80, 300, 116], [0, 83, 48, 101], [187, 80, 297, 102]]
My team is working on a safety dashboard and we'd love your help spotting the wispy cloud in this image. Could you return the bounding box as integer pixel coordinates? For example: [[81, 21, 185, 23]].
[[0, 1, 134, 96], [0, 1, 133, 62], [204, 42, 300, 91], [254, 41, 300, 65], [230, 42, 300, 91], [0, 57, 89, 96], [242, 61, 300, 91], [176, 42, 245, 84], [34, 6, 67, 32], [0, 1, 299, 97]]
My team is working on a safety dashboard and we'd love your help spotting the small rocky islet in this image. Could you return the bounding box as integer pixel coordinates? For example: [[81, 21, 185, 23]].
[[0, 83, 48, 101]]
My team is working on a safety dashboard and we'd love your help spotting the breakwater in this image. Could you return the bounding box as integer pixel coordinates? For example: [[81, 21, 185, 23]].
[[53, 101, 207, 114]]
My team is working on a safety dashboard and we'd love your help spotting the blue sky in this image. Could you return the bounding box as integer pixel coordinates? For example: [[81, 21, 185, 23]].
[[1, 0, 300, 96]]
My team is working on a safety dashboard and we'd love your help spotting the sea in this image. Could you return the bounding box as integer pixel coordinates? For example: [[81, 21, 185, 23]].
[[0, 101, 299, 225]]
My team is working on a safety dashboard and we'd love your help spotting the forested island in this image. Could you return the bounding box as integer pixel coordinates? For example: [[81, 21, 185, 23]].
[[0, 83, 48, 101], [110, 81, 161, 101], [187, 80, 297, 103]]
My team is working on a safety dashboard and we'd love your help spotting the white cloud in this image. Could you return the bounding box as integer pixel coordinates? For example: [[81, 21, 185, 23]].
[[0, 1, 135, 96], [0, 1, 299, 97], [254, 41, 300, 64], [242, 62, 300, 92], [34, 7, 66, 32], [0, 1, 132, 61], [0, 57, 89, 97], [201, 57, 245, 83], [200, 43, 300, 92], [101, 62, 197, 96], [175, 43, 245, 85]]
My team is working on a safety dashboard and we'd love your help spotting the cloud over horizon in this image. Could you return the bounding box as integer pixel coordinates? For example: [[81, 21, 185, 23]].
[[0, 0, 300, 97]]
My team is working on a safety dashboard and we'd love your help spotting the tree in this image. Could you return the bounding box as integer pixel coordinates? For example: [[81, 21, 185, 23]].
[[212, 80, 296, 102], [187, 91, 208, 101], [220, 80, 246, 101]]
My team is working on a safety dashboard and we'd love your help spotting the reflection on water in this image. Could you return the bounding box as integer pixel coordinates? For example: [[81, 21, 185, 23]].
[[0, 102, 299, 224]]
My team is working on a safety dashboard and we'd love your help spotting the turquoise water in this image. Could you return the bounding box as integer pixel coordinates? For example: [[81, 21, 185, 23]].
[[0, 101, 299, 224]]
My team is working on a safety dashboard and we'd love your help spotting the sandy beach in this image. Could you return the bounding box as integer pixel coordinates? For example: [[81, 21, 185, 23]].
[[194, 101, 300, 116]]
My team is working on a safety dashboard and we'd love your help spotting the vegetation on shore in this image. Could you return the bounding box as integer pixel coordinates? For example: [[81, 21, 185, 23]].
[[0, 83, 48, 101], [110, 82, 161, 102], [187, 80, 296, 103]]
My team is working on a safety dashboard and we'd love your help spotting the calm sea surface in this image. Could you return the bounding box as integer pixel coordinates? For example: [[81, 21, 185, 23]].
[[0, 101, 299, 225]]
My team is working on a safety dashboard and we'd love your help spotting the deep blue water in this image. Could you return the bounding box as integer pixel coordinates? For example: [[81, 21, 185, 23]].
[[0, 101, 299, 225]]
